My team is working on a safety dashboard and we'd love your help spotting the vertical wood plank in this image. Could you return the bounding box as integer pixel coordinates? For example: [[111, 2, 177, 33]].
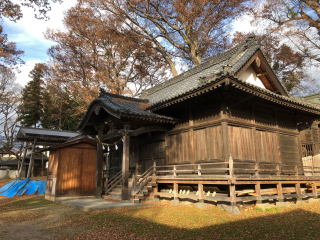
[[95, 142, 104, 198], [122, 130, 130, 201]]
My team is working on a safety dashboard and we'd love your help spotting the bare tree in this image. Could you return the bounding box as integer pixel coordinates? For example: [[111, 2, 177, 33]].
[[0, 67, 22, 149]]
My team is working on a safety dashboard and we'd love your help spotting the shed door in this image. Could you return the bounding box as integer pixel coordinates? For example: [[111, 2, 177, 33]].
[[56, 148, 96, 195]]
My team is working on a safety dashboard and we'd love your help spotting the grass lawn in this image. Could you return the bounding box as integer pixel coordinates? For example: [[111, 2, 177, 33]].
[[0, 196, 320, 239]]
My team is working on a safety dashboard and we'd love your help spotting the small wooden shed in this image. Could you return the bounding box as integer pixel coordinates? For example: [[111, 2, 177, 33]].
[[45, 136, 98, 201]]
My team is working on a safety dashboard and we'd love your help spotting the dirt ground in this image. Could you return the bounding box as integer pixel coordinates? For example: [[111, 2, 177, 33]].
[[1, 194, 320, 239], [0, 196, 83, 240]]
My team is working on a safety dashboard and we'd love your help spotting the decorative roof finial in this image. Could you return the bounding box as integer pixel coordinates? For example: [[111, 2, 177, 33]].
[[99, 88, 107, 97]]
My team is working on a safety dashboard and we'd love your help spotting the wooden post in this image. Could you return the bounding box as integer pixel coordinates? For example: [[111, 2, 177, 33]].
[[312, 182, 318, 199], [18, 142, 29, 178], [255, 183, 262, 204], [135, 142, 140, 176], [173, 182, 178, 200], [221, 98, 229, 167], [229, 154, 234, 177], [153, 160, 156, 177], [229, 184, 236, 206], [198, 183, 204, 203], [198, 164, 201, 176], [277, 183, 284, 201], [174, 165, 177, 177], [122, 125, 130, 201], [27, 138, 37, 178], [189, 102, 195, 165], [276, 164, 280, 176], [295, 183, 302, 201], [255, 163, 259, 177], [95, 142, 104, 198], [41, 154, 44, 177]]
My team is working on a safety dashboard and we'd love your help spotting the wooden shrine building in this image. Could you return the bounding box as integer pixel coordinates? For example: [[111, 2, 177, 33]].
[[78, 36, 320, 209]]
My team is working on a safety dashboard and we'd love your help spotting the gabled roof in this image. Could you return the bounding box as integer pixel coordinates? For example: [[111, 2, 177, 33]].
[[16, 127, 80, 146], [78, 89, 178, 131], [141, 35, 288, 106]]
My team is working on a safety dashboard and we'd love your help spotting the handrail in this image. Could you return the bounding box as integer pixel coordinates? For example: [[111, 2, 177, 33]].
[[107, 171, 122, 189], [106, 172, 122, 195], [132, 169, 153, 196]]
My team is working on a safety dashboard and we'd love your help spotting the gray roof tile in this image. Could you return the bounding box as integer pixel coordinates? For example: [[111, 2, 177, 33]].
[[141, 36, 288, 105]]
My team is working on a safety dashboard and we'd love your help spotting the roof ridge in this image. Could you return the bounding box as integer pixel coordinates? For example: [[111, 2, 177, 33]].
[[140, 36, 255, 99], [99, 88, 149, 103]]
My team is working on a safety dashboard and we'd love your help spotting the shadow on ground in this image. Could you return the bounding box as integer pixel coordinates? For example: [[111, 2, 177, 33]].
[[1, 196, 320, 240]]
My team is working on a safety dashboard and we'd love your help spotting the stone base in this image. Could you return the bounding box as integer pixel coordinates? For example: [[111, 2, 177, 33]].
[[152, 198, 160, 202], [194, 202, 206, 209], [256, 203, 274, 210], [308, 198, 319, 203], [171, 199, 180, 206], [276, 201, 287, 208], [130, 199, 140, 204], [95, 187, 102, 199], [119, 200, 131, 203], [295, 199, 304, 205], [218, 204, 241, 214]]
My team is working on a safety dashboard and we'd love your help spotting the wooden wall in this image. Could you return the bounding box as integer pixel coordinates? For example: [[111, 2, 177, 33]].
[[194, 126, 223, 163], [136, 92, 307, 173], [139, 141, 166, 172], [46, 148, 60, 195], [47, 142, 97, 196], [279, 134, 300, 166]]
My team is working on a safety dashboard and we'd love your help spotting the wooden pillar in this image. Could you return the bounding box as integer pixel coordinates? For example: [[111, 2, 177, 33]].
[[27, 138, 37, 178], [277, 183, 284, 201], [18, 142, 29, 178], [198, 183, 204, 203], [135, 142, 140, 176], [189, 102, 195, 164], [274, 110, 282, 164], [173, 182, 178, 200], [255, 183, 262, 204], [221, 98, 229, 163], [95, 142, 104, 198], [229, 184, 236, 206], [295, 183, 302, 200], [122, 125, 130, 201], [312, 182, 318, 199]]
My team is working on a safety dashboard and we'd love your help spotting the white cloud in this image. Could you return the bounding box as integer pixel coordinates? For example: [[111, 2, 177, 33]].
[[14, 60, 42, 86], [2, 0, 77, 86]]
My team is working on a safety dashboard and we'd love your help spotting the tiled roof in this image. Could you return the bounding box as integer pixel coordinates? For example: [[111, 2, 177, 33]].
[[141, 35, 288, 105], [78, 89, 178, 131]]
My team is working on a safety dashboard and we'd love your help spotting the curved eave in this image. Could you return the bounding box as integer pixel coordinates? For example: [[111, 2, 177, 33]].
[[78, 98, 179, 132], [147, 75, 320, 115]]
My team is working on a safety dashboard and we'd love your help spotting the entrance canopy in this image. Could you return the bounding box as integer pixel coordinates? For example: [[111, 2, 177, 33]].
[[16, 127, 80, 146]]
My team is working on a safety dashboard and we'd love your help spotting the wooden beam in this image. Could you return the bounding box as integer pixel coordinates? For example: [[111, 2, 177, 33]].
[[129, 126, 167, 137], [257, 72, 267, 77], [122, 125, 130, 201], [18, 142, 29, 178], [27, 138, 37, 178], [101, 126, 168, 141], [95, 142, 104, 198]]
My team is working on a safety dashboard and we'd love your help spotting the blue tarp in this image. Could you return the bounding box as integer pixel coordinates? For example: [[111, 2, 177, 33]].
[[0, 178, 46, 197]]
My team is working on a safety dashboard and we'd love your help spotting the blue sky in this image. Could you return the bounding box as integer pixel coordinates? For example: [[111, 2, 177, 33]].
[[1, 1, 254, 87], [2, 0, 77, 86]]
